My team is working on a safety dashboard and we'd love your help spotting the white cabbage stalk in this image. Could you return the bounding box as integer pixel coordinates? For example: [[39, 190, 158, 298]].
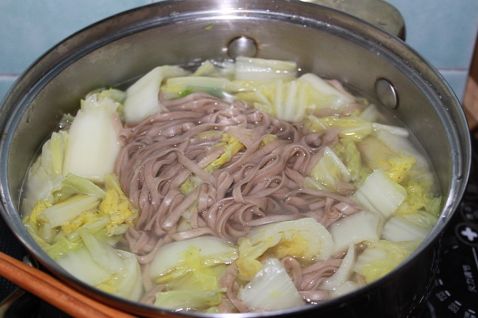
[[321, 245, 356, 290], [354, 170, 406, 218], [64, 102, 121, 182], [149, 236, 238, 279], [310, 146, 351, 191], [273, 79, 310, 122], [331, 281, 362, 297], [40, 195, 99, 228], [401, 210, 438, 229], [235, 56, 297, 81], [382, 216, 429, 242], [57, 247, 112, 285], [375, 130, 429, 170], [193, 60, 218, 77], [104, 88, 126, 101], [80, 230, 124, 271], [52, 174, 105, 202], [372, 123, 409, 137], [359, 104, 379, 122], [190, 60, 236, 79], [247, 218, 334, 261], [330, 211, 383, 253], [298, 73, 354, 110], [57, 232, 142, 301], [193, 60, 236, 78], [353, 240, 418, 283], [163, 76, 242, 95], [154, 290, 222, 311], [238, 258, 304, 311], [124, 66, 189, 124], [22, 131, 68, 214], [231, 70, 354, 122], [112, 249, 143, 301]]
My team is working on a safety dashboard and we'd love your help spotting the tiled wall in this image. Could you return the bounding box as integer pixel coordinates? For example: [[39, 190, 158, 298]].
[[387, 0, 478, 100], [0, 0, 151, 99], [0, 0, 477, 101]]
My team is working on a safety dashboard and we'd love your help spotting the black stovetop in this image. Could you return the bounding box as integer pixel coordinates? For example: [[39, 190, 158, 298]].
[[420, 143, 478, 318], [1, 136, 478, 318]]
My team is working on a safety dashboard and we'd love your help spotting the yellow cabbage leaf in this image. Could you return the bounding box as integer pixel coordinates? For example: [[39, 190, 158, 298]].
[[396, 178, 441, 216], [153, 246, 226, 311], [334, 138, 370, 183], [98, 174, 137, 236], [205, 133, 245, 172], [305, 115, 373, 141]]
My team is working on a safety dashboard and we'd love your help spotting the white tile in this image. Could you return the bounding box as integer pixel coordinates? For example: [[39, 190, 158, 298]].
[[386, 0, 478, 69], [0, 0, 150, 74]]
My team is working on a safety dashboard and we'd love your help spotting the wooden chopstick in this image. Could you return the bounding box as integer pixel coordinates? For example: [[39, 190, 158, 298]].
[[0, 251, 136, 318]]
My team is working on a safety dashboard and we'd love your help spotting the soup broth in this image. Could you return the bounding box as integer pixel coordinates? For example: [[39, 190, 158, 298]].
[[21, 57, 441, 313]]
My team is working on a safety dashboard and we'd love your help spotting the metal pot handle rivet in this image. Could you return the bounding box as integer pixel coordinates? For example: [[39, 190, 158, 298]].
[[375, 78, 399, 109], [227, 36, 258, 58]]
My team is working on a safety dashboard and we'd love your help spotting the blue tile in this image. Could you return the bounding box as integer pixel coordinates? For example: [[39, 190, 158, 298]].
[[439, 70, 468, 101], [386, 0, 478, 69], [0, 0, 150, 74], [0, 78, 16, 102]]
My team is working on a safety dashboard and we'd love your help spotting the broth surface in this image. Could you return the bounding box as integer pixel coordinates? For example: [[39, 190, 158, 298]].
[[21, 57, 441, 313]]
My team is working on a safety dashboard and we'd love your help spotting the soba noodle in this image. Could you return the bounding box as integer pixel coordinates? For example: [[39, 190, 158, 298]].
[[117, 93, 359, 259]]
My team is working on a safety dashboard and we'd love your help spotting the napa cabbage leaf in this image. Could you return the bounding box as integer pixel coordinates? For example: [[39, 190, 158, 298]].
[[333, 138, 370, 183], [154, 256, 225, 311], [305, 115, 373, 141], [234, 56, 298, 81], [329, 211, 383, 253], [234, 74, 355, 122], [382, 210, 437, 242], [123, 65, 189, 124], [321, 245, 356, 290], [353, 240, 419, 283], [161, 59, 355, 123], [154, 290, 223, 311], [149, 236, 237, 311], [238, 258, 304, 311], [395, 177, 441, 216], [149, 236, 237, 283], [356, 135, 441, 217], [64, 91, 122, 182], [354, 170, 407, 218], [23, 131, 69, 214], [236, 218, 333, 281], [51, 173, 105, 202], [193, 60, 235, 79], [57, 231, 142, 301], [98, 174, 137, 236], [23, 173, 136, 259], [309, 146, 351, 191]]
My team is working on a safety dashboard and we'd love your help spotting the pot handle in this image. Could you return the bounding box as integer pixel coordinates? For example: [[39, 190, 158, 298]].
[[301, 0, 406, 40]]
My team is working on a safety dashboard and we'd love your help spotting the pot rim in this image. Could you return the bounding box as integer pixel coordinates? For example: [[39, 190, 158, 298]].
[[0, 0, 471, 317]]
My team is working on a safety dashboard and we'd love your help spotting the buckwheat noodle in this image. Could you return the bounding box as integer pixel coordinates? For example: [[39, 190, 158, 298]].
[[115, 93, 360, 310]]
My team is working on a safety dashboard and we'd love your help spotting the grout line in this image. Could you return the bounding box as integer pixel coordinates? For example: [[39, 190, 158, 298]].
[[0, 74, 19, 80]]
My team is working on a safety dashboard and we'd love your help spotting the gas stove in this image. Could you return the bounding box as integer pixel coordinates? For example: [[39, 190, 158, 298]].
[[1, 136, 477, 318], [420, 158, 478, 318]]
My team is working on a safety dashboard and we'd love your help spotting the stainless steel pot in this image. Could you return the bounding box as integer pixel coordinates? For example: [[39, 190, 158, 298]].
[[0, 0, 471, 317]]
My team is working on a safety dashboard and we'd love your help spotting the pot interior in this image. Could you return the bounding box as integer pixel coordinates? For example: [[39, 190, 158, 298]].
[[0, 0, 470, 316]]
